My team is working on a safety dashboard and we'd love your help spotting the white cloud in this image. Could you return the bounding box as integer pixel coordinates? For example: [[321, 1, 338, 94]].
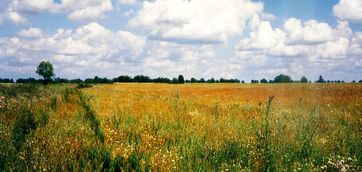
[[14, 0, 54, 13], [0, 11, 27, 24], [0, 0, 113, 23], [119, 0, 137, 5], [284, 18, 333, 44], [260, 12, 276, 21], [129, 0, 263, 44], [237, 18, 351, 60], [65, 0, 113, 22], [333, 0, 362, 22], [17, 28, 43, 38], [0, 22, 145, 78], [233, 17, 359, 80], [142, 41, 229, 78], [238, 21, 285, 50]]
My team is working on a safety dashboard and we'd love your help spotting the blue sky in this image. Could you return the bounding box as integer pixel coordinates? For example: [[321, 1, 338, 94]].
[[0, 0, 362, 81]]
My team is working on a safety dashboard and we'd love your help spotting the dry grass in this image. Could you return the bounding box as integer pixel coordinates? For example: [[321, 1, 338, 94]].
[[83, 83, 362, 171], [1, 83, 361, 171]]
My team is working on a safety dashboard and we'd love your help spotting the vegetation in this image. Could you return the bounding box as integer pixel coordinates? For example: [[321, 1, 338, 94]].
[[36, 61, 55, 83], [274, 74, 293, 83], [178, 75, 185, 83], [0, 72, 358, 84], [1, 83, 361, 171], [301, 76, 308, 83], [316, 75, 326, 83]]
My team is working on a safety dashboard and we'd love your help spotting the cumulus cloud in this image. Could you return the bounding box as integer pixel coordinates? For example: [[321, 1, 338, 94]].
[[129, 0, 263, 44], [0, 0, 113, 23], [0, 11, 27, 24], [283, 18, 334, 44], [63, 0, 113, 22], [17, 28, 43, 38], [237, 19, 352, 60], [141, 41, 242, 79], [119, 0, 137, 5], [333, 0, 362, 22], [0, 22, 145, 78], [233, 18, 360, 80], [142, 42, 214, 78]]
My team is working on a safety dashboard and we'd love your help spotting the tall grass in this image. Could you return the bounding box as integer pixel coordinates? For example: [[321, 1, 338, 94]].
[[1, 83, 361, 171]]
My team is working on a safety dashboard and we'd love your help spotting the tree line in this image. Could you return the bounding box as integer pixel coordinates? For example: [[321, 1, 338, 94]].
[[0, 61, 361, 84], [2, 74, 361, 84], [0, 75, 241, 84]]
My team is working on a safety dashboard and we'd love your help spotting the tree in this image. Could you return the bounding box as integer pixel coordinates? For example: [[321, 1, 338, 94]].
[[113, 75, 133, 82], [251, 79, 259, 83], [260, 78, 268, 83], [316, 75, 326, 83], [36, 61, 54, 83], [190, 77, 197, 83], [171, 77, 178, 84], [274, 74, 293, 83], [300, 76, 308, 83], [207, 78, 216, 83], [133, 75, 151, 82], [178, 75, 185, 83]]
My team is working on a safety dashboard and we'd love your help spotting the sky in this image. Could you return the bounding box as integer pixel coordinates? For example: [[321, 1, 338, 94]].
[[0, 0, 362, 81]]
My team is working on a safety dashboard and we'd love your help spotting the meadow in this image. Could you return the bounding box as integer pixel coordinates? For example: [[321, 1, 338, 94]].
[[0, 83, 361, 171]]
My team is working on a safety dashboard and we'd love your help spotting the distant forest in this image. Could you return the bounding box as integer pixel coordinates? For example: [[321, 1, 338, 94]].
[[0, 74, 361, 84]]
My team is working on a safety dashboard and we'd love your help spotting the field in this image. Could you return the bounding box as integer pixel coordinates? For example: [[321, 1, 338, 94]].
[[1, 83, 362, 171]]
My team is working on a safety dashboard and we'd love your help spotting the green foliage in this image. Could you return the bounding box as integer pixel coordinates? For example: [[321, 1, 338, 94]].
[[36, 61, 55, 82], [76, 83, 93, 89], [171, 77, 178, 84], [50, 96, 57, 111], [86, 147, 112, 171], [260, 78, 268, 83], [178, 75, 185, 83], [12, 108, 37, 151], [301, 76, 308, 83], [316, 75, 326, 83], [38, 109, 49, 127], [208, 141, 250, 170], [274, 74, 293, 83], [258, 96, 276, 172], [113, 155, 125, 171]]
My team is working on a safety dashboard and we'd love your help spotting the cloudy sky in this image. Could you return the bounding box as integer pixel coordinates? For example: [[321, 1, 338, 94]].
[[0, 0, 362, 81]]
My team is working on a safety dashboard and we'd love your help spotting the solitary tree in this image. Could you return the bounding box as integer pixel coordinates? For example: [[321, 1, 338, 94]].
[[300, 76, 308, 83], [36, 61, 54, 83]]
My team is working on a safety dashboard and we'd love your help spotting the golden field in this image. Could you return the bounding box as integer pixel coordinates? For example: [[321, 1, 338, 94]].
[[1, 83, 362, 171], [84, 83, 362, 171]]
